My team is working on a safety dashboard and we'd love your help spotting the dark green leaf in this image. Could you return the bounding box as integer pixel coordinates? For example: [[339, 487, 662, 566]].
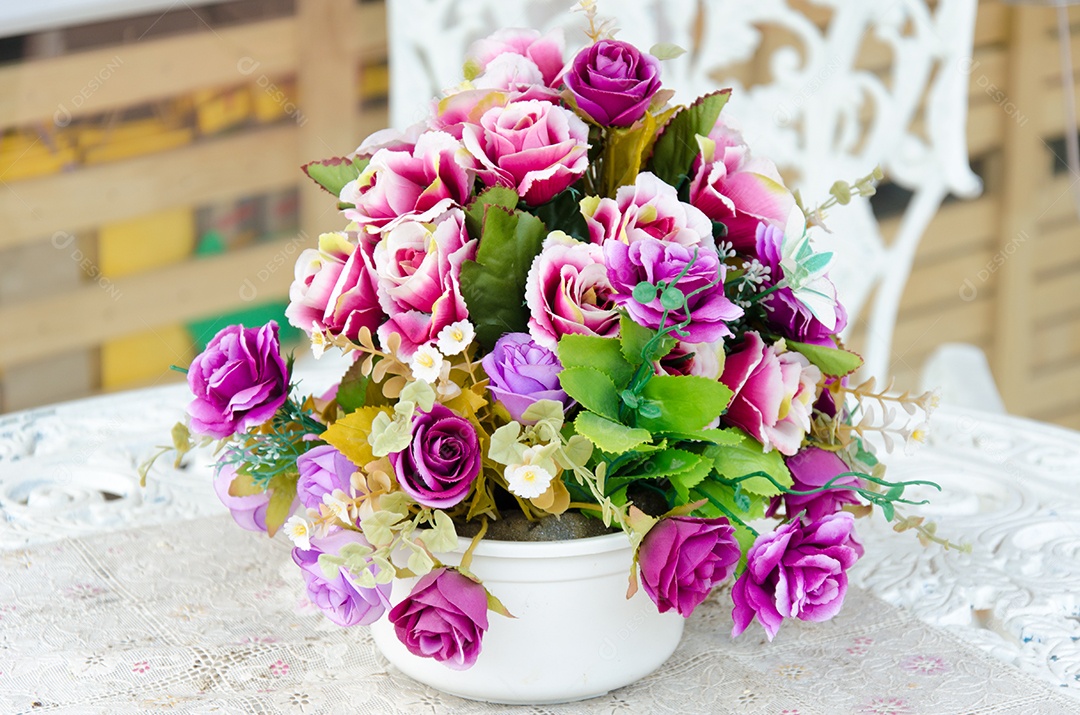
[[459, 206, 547, 351], [530, 187, 588, 239], [667, 455, 713, 503], [636, 375, 733, 433], [301, 156, 368, 197], [649, 90, 731, 187], [335, 358, 370, 413], [574, 412, 652, 453], [786, 340, 864, 377], [656, 428, 743, 445], [559, 367, 620, 419], [558, 334, 635, 388]]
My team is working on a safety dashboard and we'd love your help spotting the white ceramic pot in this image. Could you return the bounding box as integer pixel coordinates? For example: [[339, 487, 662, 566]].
[[370, 531, 685, 704]]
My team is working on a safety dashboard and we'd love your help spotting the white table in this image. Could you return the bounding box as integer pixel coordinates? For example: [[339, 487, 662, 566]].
[[1, 385, 1079, 710]]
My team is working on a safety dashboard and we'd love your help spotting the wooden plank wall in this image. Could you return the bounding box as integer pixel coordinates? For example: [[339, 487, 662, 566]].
[[0, 0, 1077, 429]]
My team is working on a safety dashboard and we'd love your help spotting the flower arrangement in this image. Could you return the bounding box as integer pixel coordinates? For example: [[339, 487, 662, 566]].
[[149, 3, 951, 673]]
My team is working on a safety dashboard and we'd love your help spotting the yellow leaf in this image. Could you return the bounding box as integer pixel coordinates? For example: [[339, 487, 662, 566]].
[[322, 406, 392, 468], [265, 473, 298, 537], [227, 469, 264, 497], [444, 383, 488, 420], [531, 478, 570, 515]]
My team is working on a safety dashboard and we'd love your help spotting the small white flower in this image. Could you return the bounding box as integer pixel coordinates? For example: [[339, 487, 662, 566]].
[[505, 462, 555, 499], [284, 515, 314, 551], [436, 320, 475, 355], [310, 322, 328, 359], [322, 489, 356, 524], [904, 421, 930, 456], [409, 344, 445, 383]]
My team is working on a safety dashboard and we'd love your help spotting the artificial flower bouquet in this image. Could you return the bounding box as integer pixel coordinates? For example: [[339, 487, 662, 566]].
[[152, 3, 946, 673]]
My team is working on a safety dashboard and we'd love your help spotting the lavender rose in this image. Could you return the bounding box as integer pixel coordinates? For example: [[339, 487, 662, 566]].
[[720, 331, 821, 456], [388, 567, 489, 670], [638, 516, 741, 618], [388, 404, 481, 508], [296, 444, 356, 512], [213, 462, 271, 532], [462, 99, 589, 206], [293, 529, 391, 627], [767, 447, 862, 521], [286, 231, 384, 343], [481, 333, 570, 422], [187, 322, 289, 439], [525, 232, 620, 350], [731, 512, 861, 640], [565, 39, 662, 127], [605, 238, 743, 344]]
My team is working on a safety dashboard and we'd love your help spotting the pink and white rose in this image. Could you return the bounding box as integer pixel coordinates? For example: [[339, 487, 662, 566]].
[[720, 331, 821, 456], [467, 28, 566, 88], [374, 209, 477, 356], [340, 131, 475, 233], [525, 232, 620, 350], [286, 231, 384, 343], [689, 120, 795, 251], [462, 99, 589, 206], [582, 172, 713, 247]]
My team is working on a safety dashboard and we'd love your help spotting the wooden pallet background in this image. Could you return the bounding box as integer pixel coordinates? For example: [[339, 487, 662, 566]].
[[0, 0, 1076, 428]]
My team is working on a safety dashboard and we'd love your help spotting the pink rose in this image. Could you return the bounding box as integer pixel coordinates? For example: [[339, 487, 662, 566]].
[[525, 232, 620, 350], [374, 209, 476, 356], [462, 99, 589, 206], [689, 120, 795, 251], [430, 86, 558, 140], [657, 340, 726, 380], [388, 567, 489, 670], [720, 332, 821, 456], [340, 131, 475, 233], [638, 516, 740, 618], [582, 172, 713, 247], [467, 28, 566, 88], [286, 232, 384, 343]]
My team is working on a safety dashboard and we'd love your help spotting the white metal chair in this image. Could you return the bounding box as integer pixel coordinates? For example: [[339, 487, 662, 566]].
[[387, 0, 994, 405]]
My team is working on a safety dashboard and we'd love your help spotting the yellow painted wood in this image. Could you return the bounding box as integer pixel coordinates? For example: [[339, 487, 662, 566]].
[[99, 208, 195, 279], [100, 325, 194, 390]]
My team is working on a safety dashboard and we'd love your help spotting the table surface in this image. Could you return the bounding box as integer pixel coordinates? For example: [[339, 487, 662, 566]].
[[2, 379, 1080, 710], [0, 0, 227, 38]]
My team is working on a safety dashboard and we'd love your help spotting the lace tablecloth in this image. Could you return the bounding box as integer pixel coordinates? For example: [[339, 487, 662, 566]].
[[0, 513, 1074, 715]]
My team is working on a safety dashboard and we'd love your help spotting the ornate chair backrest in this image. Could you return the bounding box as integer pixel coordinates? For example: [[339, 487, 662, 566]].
[[387, 0, 983, 381]]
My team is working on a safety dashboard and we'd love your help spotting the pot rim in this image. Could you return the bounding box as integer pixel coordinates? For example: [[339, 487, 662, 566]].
[[456, 529, 631, 559]]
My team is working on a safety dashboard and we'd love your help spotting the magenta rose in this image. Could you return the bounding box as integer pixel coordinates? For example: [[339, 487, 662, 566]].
[[187, 322, 289, 439], [767, 447, 862, 522], [689, 120, 795, 250], [296, 444, 356, 512], [389, 567, 489, 669], [286, 231, 384, 343], [467, 28, 566, 88], [462, 99, 589, 206], [564, 39, 662, 127], [374, 209, 477, 357], [293, 529, 391, 627], [638, 516, 741, 618], [583, 172, 713, 247], [605, 238, 743, 344], [731, 512, 861, 640], [720, 331, 821, 456], [525, 232, 620, 350], [754, 223, 847, 345], [388, 404, 480, 509], [340, 131, 475, 233], [481, 332, 569, 422]]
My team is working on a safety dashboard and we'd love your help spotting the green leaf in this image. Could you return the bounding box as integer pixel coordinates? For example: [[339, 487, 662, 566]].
[[619, 312, 674, 365], [335, 358, 370, 413], [705, 431, 792, 496], [464, 185, 520, 237], [656, 428, 743, 445], [649, 43, 687, 61], [603, 112, 660, 194], [559, 367, 620, 419], [624, 448, 702, 480], [636, 374, 733, 433], [530, 188, 588, 239], [558, 334, 635, 387], [668, 455, 713, 504], [265, 473, 299, 537], [693, 476, 767, 521], [574, 411, 652, 453], [301, 156, 368, 197], [649, 90, 731, 187], [786, 341, 864, 377], [459, 205, 547, 350]]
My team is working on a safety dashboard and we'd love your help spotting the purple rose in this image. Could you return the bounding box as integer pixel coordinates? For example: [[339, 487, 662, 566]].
[[481, 333, 569, 422], [767, 448, 862, 521], [296, 445, 356, 512], [754, 223, 847, 345], [187, 322, 289, 439], [213, 462, 271, 532], [388, 404, 481, 508], [731, 512, 861, 640], [293, 529, 391, 627], [638, 516, 741, 618], [388, 567, 489, 670], [605, 238, 743, 344], [565, 39, 662, 127]]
